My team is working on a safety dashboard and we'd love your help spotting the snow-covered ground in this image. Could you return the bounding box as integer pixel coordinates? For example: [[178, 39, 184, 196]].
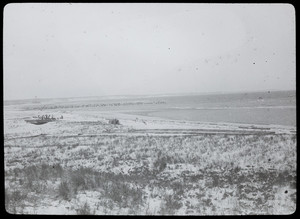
[[4, 103, 297, 215]]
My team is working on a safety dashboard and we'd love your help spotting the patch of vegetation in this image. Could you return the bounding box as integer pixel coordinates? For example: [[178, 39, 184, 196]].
[[4, 132, 296, 215], [159, 193, 183, 215], [103, 181, 144, 208], [108, 119, 120, 125], [5, 189, 27, 214], [58, 181, 71, 200], [75, 202, 93, 215]]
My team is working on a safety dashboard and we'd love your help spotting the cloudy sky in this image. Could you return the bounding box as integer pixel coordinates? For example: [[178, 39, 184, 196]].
[[3, 3, 295, 100]]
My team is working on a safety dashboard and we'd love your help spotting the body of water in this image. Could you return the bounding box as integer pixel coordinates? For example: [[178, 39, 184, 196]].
[[123, 90, 296, 126], [5, 90, 296, 127]]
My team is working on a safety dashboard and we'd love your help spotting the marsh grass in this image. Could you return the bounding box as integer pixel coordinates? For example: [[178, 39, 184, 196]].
[[4, 133, 296, 215], [159, 192, 183, 215], [103, 181, 144, 208], [75, 202, 93, 215], [58, 181, 70, 200], [5, 189, 27, 214]]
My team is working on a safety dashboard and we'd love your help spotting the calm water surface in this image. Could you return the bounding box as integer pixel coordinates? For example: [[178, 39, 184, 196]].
[[124, 90, 296, 126]]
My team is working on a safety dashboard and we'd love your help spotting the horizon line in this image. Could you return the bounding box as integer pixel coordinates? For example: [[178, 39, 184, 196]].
[[3, 88, 296, 102]]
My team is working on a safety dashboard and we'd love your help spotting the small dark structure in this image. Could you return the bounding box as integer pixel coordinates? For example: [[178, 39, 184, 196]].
[[108, 118, 120, 125], [25, 119, 51, 125], [25, 114, 61, 125]]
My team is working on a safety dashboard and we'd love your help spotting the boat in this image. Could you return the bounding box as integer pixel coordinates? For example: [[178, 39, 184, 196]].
[[25, 117, 56, 125], [25, 119, 52, 125]]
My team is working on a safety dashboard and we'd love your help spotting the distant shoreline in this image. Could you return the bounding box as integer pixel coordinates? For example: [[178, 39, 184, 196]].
[[3, 89, 296, 103]]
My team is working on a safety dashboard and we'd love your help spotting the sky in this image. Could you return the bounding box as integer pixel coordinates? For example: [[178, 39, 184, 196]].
[[3, 3, 296, 100]]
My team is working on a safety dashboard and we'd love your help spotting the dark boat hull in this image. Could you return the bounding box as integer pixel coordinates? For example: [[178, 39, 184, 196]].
[[25, 119, 51, 125]]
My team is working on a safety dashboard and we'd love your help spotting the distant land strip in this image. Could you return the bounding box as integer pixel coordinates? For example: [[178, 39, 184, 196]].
[[23, 101, 166, 110]]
